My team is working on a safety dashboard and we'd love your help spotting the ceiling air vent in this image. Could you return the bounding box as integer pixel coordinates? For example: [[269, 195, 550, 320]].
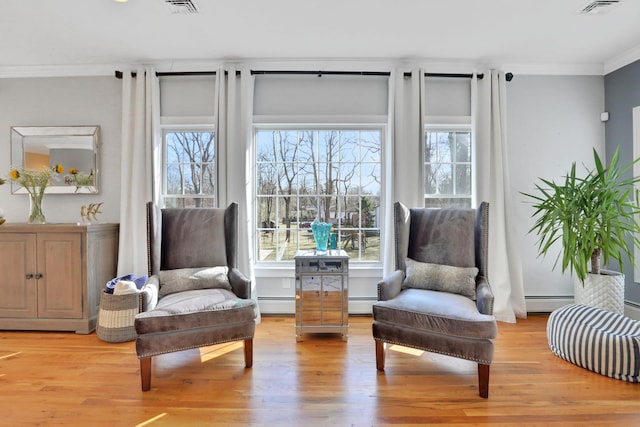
[[163, 0, 198, 14], [580, 0, 620, 14]]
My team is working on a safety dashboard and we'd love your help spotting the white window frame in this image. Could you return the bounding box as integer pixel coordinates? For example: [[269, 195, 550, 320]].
[[159, 121, 217, 208], [254, 123, 384, 264], [423, 124, 474, 208]]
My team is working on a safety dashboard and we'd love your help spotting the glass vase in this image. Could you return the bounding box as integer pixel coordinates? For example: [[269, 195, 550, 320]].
[[28, 189, 46, 224], [311, 221, 332, 252]]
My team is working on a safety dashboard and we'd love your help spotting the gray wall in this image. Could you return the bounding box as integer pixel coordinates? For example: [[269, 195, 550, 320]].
[[160, 75, 215, 117], [507, 75, 605, 310], [0, 76, 122, 223], [604, 59, 640, 305], [0, 72, 612, 314]]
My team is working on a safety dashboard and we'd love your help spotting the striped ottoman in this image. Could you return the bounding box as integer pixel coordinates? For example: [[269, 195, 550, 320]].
[[547, 304, 640, 382]]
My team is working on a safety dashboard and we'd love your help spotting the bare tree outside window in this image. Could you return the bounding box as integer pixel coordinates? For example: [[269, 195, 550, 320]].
[[256, 128, 382, 262], [163, 130, 216, 208], [424, 129, 472, 209]]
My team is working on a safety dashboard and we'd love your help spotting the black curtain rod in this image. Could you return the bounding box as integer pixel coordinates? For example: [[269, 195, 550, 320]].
[[424, 72, 484, 80], [115, 70, 218, 79], [403, 72, 485, 80], [115, 70, 513, 81], [115, 70, 390, 79], [402, 72, 514, 81]]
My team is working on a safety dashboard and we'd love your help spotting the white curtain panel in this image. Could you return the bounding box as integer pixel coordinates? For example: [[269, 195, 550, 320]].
[[383, 69, 426, 276], [397, 69, 426, 209], [382, 70, 398, 276], [117, 66, 159, 277], [473, 70, 527, 322], [215, 66, 260, 320]]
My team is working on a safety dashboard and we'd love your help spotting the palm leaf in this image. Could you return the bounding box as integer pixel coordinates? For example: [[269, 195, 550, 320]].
[[521, 146, 640, 283]]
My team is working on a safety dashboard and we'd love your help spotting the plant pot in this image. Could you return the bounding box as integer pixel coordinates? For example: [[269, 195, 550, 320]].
[[573, 270, 624, 315]]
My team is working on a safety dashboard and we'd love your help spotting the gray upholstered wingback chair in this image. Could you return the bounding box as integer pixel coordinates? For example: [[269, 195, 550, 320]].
[[134, 202, 257, 391], [372, 202, 497, 398]]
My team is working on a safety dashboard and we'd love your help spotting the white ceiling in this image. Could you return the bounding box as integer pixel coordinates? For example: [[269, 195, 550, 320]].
[[1, 0, 640, 75]]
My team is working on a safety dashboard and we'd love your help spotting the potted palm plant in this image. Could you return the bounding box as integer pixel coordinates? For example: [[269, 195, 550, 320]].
[[522, 147, 640, 314]]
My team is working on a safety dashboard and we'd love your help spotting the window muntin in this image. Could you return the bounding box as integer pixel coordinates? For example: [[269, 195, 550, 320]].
[[424, 128, 472, 209], [256, 128, 382, 262], [162, 129, 216, 208]]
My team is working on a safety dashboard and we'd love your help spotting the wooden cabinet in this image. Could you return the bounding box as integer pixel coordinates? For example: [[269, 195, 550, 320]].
[[0, 223, 119, 334], [295, 250, 348, 341]]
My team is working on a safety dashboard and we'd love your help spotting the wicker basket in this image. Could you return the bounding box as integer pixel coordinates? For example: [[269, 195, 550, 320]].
[[96, 291, 142, 343]]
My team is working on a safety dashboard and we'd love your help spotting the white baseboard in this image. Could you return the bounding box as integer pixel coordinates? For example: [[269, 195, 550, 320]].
[[625, 301, 640, 321], [525, 296, 640, 321], [346, 300, 375, 314], [257, 298, 294, 315], [524, 296, 574, 313], [258, 297, 375, 316], [258, 296, 640, 321]]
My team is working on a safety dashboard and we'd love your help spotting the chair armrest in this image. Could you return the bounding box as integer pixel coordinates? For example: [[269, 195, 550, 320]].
[[229, 267, 251, 299], [377, 270, 405, 301], [476, 275, 494, 315], [140, 275, 159, 312]]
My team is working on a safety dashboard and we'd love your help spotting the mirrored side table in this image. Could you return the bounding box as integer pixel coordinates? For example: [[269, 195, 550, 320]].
[[294, 249, 349, 341]]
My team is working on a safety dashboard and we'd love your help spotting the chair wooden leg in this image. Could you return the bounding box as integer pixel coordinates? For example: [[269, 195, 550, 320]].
[[140, 357, 152, 392], [478, 363, 490, 398], [244, 339, 253, 368], [375, 340, 385, 371]]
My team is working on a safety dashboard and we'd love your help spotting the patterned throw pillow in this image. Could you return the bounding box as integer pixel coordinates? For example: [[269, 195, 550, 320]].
[[158, 266, 231, 298], [403, 258, 478, 300]]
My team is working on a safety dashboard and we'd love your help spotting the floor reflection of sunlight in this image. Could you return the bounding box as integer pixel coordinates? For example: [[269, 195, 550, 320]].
[[388, 344, 424, 357], [199, 341, 243, 363], [135, 413, 167, 427], [0, 351, 21, 360]]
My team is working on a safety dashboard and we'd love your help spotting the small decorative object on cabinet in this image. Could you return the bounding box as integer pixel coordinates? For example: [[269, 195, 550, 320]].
[[311, 221, 332, 252], [0, 223, 119, 333], [294, 249, 349, 341], [80, 202, 104, 224]]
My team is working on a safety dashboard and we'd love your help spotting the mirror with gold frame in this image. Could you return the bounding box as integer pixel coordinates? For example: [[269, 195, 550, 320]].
[[10, 126, 100, 194]]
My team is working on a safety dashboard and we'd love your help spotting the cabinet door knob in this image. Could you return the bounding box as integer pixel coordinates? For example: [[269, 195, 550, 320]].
[[35, 273, 43, 279], [25, 273, 34, 279]]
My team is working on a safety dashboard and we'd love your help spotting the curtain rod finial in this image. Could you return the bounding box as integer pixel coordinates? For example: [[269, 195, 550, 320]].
[[506, 72, 513, 82]]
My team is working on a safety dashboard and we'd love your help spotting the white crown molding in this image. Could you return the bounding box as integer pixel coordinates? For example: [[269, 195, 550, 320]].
[[604, 44, 640, 75], [494, 62, 604, 76], [0, 64, 119, 78], [0, 58, 612, 79], [242, 58, 398, 72], [151, 60, 226, 73]]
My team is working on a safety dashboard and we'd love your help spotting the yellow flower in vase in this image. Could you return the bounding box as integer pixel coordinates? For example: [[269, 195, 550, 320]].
[[3, 164, 64, 224]]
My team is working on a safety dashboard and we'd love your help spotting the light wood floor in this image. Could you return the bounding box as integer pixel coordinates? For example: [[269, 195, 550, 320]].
[[1, 314, 639, 426]]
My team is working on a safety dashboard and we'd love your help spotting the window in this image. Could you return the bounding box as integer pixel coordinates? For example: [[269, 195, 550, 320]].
[[424, 127, 472, 208], [162, 128, 216, 208], [255, 128, 382, 262]]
